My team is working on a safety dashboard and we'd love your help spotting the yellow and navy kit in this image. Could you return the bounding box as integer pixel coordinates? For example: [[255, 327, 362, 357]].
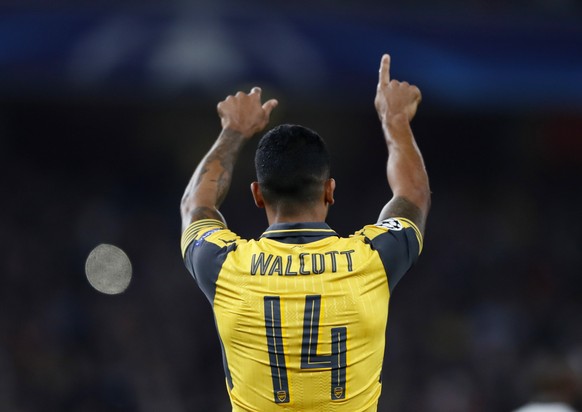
[[181, 218, 422, 412]]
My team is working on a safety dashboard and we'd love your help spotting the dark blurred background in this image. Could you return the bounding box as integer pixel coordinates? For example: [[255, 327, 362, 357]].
[[1, 1, 582, 411]]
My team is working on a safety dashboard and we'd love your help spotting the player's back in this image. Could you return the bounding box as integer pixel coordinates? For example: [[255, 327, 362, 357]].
[[182, 219, 422, 412]]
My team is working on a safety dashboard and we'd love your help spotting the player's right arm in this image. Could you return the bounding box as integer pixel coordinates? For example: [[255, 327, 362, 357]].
[[180, 87, 278, 232], [374, 54, 431, 236]]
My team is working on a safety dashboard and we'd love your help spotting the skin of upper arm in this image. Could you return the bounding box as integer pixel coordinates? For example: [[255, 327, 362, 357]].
[[181, 205, 226, 232], [378, 196, 428, 236]]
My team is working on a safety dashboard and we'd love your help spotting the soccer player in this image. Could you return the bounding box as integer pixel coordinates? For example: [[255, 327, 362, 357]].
[[180, 54, 430, 411]]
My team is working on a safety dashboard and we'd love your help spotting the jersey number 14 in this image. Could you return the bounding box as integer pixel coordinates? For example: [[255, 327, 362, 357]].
[[263, 295, 347, 404]]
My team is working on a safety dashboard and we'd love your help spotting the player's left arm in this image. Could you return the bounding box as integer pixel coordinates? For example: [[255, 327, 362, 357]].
[[180, 87, 278, 231], [374, 54, 431, 237]]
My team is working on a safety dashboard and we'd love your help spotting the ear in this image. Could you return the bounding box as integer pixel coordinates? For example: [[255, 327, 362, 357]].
[[250, 182, 265, 208], [324, 178, 335, 206]]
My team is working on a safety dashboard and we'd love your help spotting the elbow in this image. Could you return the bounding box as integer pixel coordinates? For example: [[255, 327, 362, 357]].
[[418, 185, 431, 217], [402, 184, 431, 217], [180, 194, 194, 223], [422, 186, 432, 212], [180, 194, 188, 215]]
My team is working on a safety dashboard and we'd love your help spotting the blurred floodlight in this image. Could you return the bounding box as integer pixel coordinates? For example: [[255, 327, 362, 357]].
[[85, 243, 132, 295]]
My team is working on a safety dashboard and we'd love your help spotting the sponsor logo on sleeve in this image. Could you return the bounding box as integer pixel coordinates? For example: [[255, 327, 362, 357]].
[[376, 218, 403, 231]]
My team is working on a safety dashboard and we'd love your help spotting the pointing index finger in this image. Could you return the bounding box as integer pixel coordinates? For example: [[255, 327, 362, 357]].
[[379, 54, 390, 85]]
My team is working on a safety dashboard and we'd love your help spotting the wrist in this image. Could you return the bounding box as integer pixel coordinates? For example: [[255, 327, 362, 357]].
[[220, 127, 250, 142], [382, 113, 414, 146], [384, 113, 410, 128]]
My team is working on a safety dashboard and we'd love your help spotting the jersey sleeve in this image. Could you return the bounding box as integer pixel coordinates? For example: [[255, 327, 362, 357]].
[[354, 217, 423, 292], [180, 219, 240, 303]]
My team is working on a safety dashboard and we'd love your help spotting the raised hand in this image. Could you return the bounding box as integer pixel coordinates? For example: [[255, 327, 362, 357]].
[[217, 87, 278, 138], [374, 54, 422, 123]]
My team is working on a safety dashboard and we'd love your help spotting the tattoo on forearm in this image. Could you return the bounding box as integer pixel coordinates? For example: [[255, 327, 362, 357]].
[[182, 129, 246, 227], [210, 129, 244, 169], [200, 130, 245, 204], [215, 171, 231, 205], [194, 165, 209, 188]]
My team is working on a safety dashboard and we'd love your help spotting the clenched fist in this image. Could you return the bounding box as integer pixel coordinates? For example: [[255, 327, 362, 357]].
[[217, 87, 278, 138]]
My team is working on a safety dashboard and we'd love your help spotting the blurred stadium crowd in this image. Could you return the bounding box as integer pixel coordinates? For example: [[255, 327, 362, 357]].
[[1, 2, 582, 411]]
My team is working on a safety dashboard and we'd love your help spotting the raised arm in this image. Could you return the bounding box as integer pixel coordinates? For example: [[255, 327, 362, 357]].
[[180, 87, 278, 231], [374, 54, 431, 235]]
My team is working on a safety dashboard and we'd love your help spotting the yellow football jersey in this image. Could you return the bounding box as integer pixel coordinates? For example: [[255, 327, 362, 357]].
[[181, 218, 422, 412]]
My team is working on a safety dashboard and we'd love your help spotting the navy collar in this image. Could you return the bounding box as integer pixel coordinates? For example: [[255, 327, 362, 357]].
[[260, 222, 338, 239]]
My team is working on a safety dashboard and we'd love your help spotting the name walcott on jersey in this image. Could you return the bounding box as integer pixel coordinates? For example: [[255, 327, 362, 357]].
[[250, 250, 356, 276]]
